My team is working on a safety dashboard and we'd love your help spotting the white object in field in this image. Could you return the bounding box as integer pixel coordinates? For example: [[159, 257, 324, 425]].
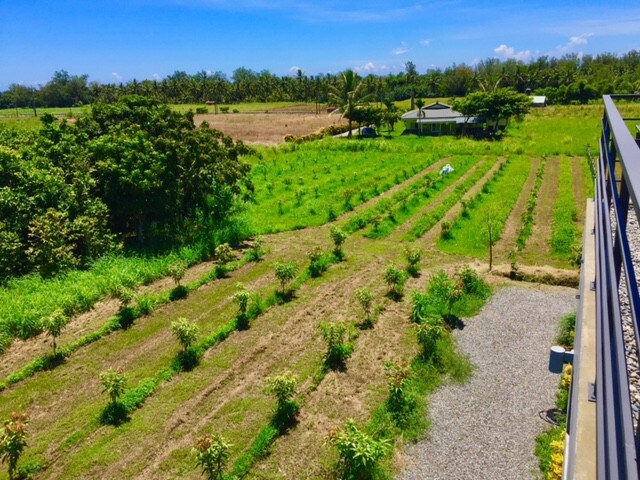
[[440, 164, 454, 175]]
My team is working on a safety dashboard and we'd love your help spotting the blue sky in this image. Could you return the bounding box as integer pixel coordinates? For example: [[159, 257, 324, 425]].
[[1, 0, 639, 89]]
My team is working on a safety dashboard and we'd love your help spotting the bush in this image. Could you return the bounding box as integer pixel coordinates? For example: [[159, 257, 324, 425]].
[[264, 371, 299, 430], [192, 433, 230, 480], [0, 412, 30, 480], [195, 106, 209, 114], [100, 368, 127, 404], [247, 236, 265, 262], [354, 287, 373, 324], [232, 283, 253, 330], [556, 312, 576, 349], [214, 243, 233, 264], [273, 261, 297, 297], [219, 106, 229, 113], [319, 321, 354, 369], [415, 318, 447, 362], [41, 309, 67, 356], [170, 317, 199, 352], [455, 266, 488, 297], [383, 264, 406, 299], [403, 246, 422, 277], [168, 261, 187, 286], [330, 226, 347, 259], [427, 270, 463, 315], [384, 360, 413, 413], [330, 420, 390, 480]]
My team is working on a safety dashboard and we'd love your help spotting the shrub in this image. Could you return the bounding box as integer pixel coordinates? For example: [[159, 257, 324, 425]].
[[307, 247, 329, 277], [168, 261, 187, 286], [330, 226, 347, 259], [319, 322, 353, 369], [195, 106, 209, 114], [232, 283, 253, 330], [112, 284, 135, 310], [273, 261, 297, 297], [384, 360, 413, 413], [354, 287, 373, 323], [41, 309, 67, 356], [100, 368, 127, 404], [383, 264, 406, 299], [427, 270, 463, 315], [0, 412, 30, 480], [403, 246, 422, 277], [247, 236, 265, 262], [214, 243, 233, 264], [556, 312, 576, 349], [192, 433, 230, 480], [455, 266, 487, 297], [219, 106, 229, 113], [264, 371, 299, 429], [415, 318, 447, 362], [329, 420, 390, 479], [170, 317, 200, 352]]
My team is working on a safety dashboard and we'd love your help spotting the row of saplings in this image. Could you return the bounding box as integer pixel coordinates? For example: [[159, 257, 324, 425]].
[[0, 226, 489, 479]]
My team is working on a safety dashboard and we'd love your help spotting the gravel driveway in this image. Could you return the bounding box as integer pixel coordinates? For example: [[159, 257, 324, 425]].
[[398, 285, 577, 480]]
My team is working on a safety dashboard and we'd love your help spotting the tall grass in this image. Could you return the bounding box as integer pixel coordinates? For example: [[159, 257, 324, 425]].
[[550, 157, 579, 259], [0, 217, 252, 349], [437, 155, 531, 257]]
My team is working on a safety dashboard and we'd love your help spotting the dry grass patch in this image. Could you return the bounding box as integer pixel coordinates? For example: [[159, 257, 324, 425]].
[[194, 113, 346, 145]]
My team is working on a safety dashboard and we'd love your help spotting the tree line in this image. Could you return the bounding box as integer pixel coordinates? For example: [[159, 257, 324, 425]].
[[2, 51, 639, 111]]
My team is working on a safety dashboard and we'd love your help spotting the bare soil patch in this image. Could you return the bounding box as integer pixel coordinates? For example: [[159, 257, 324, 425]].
[[194, 113, 347, 145]]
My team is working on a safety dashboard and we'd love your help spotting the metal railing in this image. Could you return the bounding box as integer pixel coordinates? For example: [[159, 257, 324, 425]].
[[586, 94, 640, 478]]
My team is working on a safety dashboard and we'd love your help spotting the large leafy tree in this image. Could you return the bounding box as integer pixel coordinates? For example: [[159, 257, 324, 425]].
[[77, 96, 253, 242], [452, 88, 531, 133]]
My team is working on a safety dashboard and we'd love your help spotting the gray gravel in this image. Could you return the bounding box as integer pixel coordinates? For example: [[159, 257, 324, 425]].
[[398, 286, 577, 480]]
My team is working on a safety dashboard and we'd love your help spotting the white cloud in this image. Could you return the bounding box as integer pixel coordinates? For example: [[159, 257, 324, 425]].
[[112, 72, 123, 82], [289, 66, 304, 74], [152, 73, 161, 81], [493, 44, 532, 62], [354, 62, 376, 73], [419, 39, 431, 46], [393, 42, 409, 56], [555, 33, 594, 54]]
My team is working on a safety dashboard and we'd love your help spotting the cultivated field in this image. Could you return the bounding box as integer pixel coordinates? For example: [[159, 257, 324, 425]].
[[1, 102, 637, 479]]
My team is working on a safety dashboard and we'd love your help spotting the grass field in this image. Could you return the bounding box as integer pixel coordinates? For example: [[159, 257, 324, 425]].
[[1, 102, 638, 479]]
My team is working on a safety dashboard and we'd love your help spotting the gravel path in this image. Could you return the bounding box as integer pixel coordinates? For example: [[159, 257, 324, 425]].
[[399, 285, 577, 480]]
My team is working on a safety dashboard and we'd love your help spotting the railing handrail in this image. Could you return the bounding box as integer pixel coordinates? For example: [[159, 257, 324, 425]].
[[584, 94, 640, 479]]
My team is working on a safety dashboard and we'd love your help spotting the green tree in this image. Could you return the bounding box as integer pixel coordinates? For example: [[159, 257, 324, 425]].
[[171, 317, 200, 352], [193, 434, 230, 480], [42, 309, 67, 356], [0, 412, 30, 480], [100, 368, 127, 404], [452, 88, 531, 134], [273, 261, 297, 296]]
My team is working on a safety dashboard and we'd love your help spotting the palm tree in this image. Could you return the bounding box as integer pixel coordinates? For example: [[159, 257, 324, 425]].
[[328, 70, 371, 138]]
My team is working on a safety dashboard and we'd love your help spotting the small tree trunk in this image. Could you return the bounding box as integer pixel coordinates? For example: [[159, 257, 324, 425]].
[[488, 224, 493, 271]]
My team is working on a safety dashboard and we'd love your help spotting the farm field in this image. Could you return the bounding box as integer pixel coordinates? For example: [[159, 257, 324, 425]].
[[0, 102, 637, 479], [194, 112, 346, 145]]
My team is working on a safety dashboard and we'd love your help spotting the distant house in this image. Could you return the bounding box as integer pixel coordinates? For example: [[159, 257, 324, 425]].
[[401, 102, 483, 136], [531, 95, 547, 107]]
